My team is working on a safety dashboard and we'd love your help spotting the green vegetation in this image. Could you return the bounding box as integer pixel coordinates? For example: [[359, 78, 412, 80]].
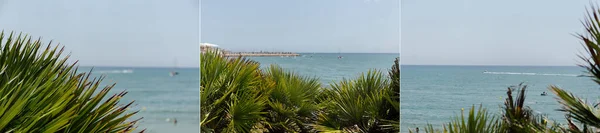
[[200, 50, 400, 133], [0, 31, 141, 132], [411, 4, 600, 133]]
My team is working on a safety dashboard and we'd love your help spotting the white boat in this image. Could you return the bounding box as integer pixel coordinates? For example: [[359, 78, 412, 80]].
[[170, 71, 179, 76]]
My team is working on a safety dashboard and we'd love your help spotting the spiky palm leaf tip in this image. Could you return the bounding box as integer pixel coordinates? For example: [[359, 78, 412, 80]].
[[551, 3, 600, 132], [200, 49, 267, 132], [314, 69, 399, 133], [0, 31, 142, 133]]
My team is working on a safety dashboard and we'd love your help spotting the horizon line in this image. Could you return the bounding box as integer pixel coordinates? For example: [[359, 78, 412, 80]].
[[225, 52, 400, 54], [401, 64, 579, 67], [77, 65, 199, 68], [299, 52, 399, 54]]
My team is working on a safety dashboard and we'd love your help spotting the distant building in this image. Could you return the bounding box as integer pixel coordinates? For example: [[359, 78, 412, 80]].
[[200, 43, 298, 57], [200, 43, 220, 53]]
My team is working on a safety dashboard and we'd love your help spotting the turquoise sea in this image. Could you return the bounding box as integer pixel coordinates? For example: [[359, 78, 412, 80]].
[[248, 53, 400, 86], [80, 67, 199, 133], [401, 65, 598, 132], [71, 56, 599, 133]]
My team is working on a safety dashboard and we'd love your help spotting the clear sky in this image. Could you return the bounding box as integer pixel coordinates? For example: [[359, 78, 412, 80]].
[[0, 0, 199, 67], [201, 0, 399, 53], [402, 0, 592, 66]]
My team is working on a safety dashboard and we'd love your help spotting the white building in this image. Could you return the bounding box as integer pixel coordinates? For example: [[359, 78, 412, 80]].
[[200, 43, 220, 53]]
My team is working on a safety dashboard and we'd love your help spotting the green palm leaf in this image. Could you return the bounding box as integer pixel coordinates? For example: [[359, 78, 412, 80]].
[[315, 69, 399, 132], [200, 49, 267, 133], [0, 31, 141, 133]]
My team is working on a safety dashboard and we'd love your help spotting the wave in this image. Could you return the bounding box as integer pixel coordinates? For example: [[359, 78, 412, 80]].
[[96, 69, 134, 74], [483, 71, 578, 77]]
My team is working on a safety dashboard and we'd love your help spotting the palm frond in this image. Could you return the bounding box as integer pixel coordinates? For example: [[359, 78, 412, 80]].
[[263, 64, 322, 132], [444, 105, 500, 133], [0, 31, 141, 132], [551, 86, 600, 129], [200, 49, 267, 132], [553, 3, 600, 132], [315, 69, 398, 132]]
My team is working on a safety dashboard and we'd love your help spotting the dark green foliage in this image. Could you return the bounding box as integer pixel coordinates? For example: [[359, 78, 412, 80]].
[[500, 84, 563, 133], [552, 3, 600, 132], [314, 70, 398, 132], [200, 49, 400, 132], [200, 49, 267, 132], [386, 57, 400, 120], [445, 105, 501, 133], [576, 5, 600, 85], [0, 31, 141, 132], [413, 105, 500, 133], [501, 83, 536, 132], [263, 65, 322, 132]]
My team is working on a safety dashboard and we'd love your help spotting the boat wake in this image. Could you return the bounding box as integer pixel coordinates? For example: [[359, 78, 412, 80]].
[[96, 69, 134, 74], [483, 71, 578, 77]]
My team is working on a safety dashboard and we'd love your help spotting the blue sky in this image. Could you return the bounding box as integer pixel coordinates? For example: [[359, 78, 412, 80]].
[[0, 0, 199, 67], [402, 0, 592, 66], [201, 0, 399, 53]]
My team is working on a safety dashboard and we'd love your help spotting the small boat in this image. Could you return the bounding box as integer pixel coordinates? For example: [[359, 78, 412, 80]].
[[337, 48, 343, 59], [170, 58, 179, 77], [577, 74, 588, 77], [170, 71, 179, 76], [541, 92, 547, 96]]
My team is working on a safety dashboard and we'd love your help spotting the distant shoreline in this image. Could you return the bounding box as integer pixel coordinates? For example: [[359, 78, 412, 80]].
[[78, 66, 199, 69], [224, 53, 300, 57], [227, 52, 400, 54], [401, 64, 579, 67]]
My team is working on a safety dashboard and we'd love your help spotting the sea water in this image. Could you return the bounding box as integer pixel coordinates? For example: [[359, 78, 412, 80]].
[[80, 67, 199, 133], [248, 53, 400, 86], [401, 65, 598, 133], [77, 57, 596, 133], [73, 53, 397, 133]]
